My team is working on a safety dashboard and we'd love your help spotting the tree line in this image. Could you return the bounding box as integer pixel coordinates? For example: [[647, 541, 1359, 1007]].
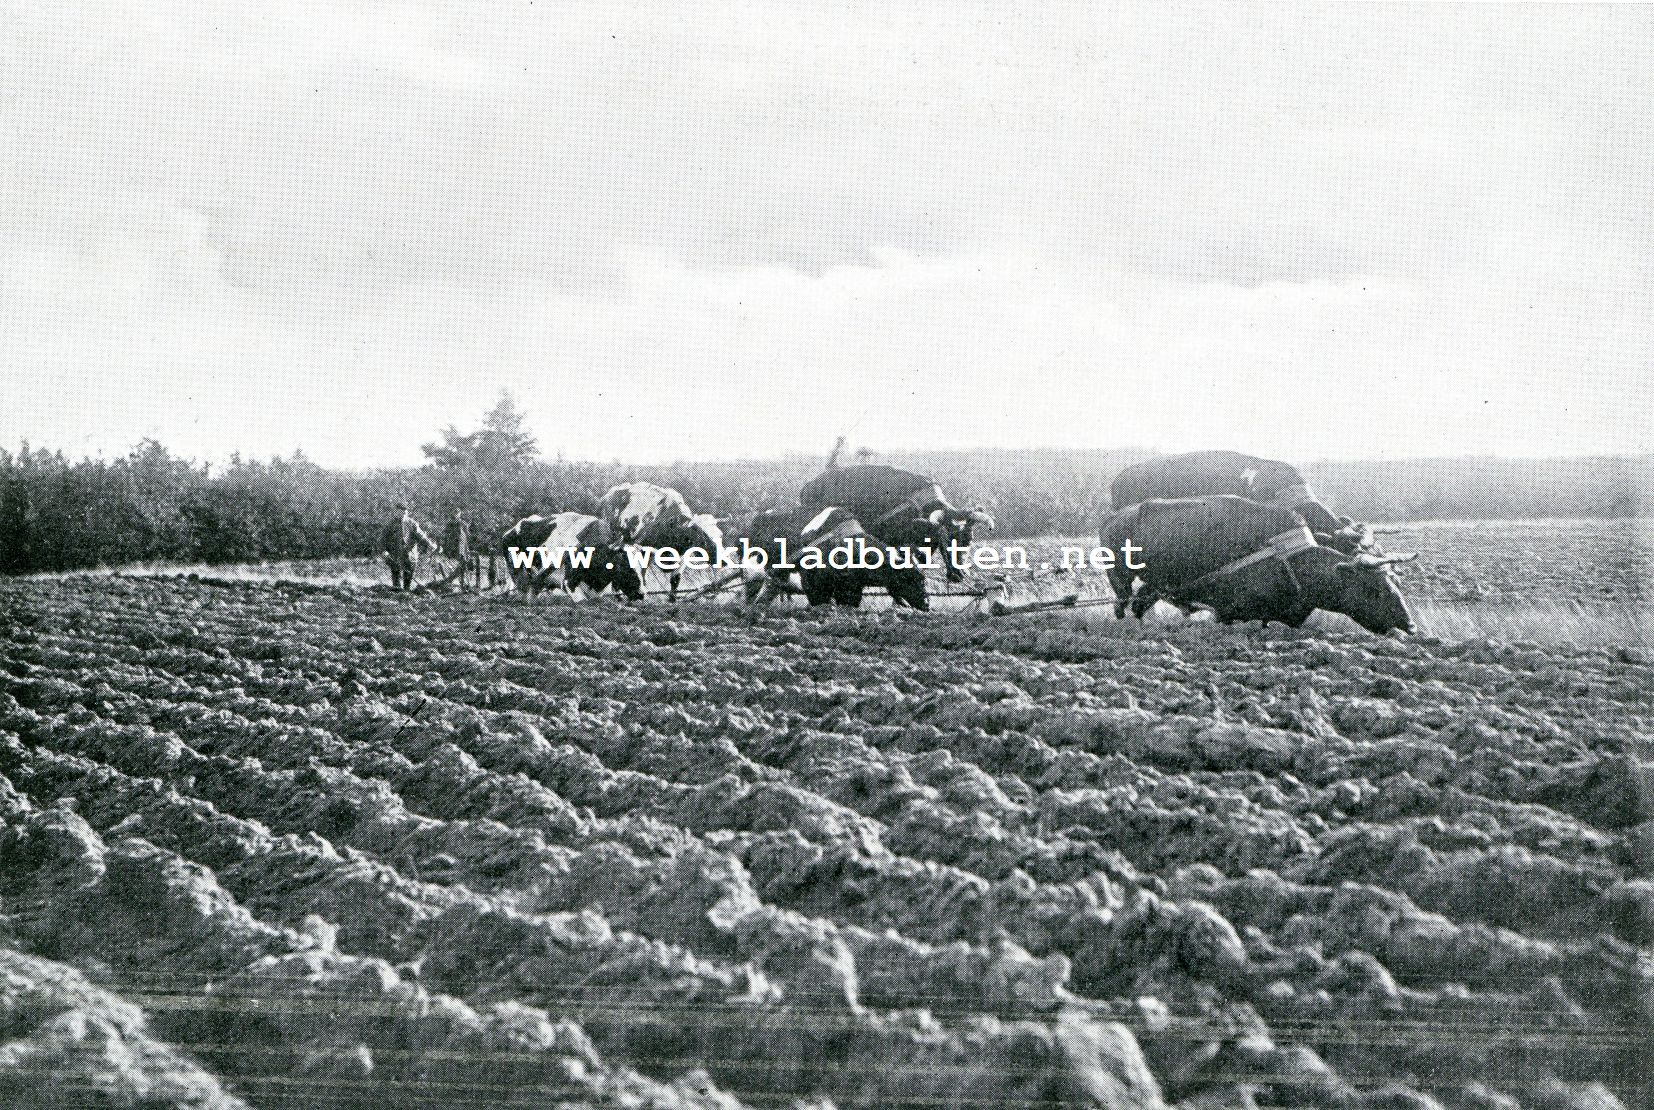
[[2, 395, 1648, 575]]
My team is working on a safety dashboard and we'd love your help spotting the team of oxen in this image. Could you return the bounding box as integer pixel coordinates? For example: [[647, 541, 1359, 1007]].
[[1101, 451, 1417, 635], [492, 469, 993, 612], [386, 450, 1419, 635]]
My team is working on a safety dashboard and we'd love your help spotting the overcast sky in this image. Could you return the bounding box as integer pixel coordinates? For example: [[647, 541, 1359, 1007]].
[[4, 3, 1650, 468]]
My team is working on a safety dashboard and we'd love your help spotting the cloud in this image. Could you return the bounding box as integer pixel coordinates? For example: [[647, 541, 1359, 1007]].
[[2, 4, 1650, 465]]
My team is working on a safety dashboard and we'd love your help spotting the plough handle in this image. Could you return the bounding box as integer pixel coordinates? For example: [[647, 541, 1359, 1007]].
[[989, 593, 1080, 616]]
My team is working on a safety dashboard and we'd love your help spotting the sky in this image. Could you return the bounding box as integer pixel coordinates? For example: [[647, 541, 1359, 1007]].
[[3, 2, 1651, 468]]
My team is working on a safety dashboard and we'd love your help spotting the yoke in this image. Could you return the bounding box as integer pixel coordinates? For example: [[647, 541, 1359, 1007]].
[[1170, 525, 1318, 601]]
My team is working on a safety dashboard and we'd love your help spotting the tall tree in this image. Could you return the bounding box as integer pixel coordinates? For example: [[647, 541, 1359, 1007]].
[[422, 391, 539, 471], [476, 391, 539, 469]]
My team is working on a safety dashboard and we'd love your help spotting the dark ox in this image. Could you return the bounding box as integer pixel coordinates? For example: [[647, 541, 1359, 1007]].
[[1099, 495, 1417, 635], [737, 506, 929, 611], [598, 481, 723, 601], [1111, 451, 1376, 556], [799, 464, 993, 583], [499, 512, 643, 601]]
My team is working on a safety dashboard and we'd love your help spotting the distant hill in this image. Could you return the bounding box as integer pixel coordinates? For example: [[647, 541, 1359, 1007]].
[[1304, 454, 1654, 523]]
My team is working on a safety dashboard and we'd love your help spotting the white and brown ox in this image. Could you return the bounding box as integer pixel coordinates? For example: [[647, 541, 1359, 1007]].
[[498, 512, 643, 601], [597, 482, 724, 601]]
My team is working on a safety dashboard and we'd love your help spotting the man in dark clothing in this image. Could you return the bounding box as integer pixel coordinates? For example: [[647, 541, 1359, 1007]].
[[381, 504, 437, 591], [437, 509, 482, 592]]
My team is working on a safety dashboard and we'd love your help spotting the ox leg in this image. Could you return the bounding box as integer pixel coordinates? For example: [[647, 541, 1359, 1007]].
[[802, 574, 834, 607], [758, 571, 792, 606], [1106, 564, 1137, 619]]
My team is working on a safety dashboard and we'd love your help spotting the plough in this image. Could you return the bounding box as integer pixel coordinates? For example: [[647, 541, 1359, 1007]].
[[668, 566, 1112, 618], [485, 557, 1116, 616], [988, 593, 1117, 616]]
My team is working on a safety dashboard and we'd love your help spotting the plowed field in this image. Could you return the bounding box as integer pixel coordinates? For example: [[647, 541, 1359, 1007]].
[[2, 538, 1651, 1108]]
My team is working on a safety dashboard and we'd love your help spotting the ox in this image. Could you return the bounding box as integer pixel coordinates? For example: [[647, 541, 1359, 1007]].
[[598, 482, 724, 602], [1110, 451, 1375, 555], [1099, 495, 1417, 635], [799, 465, 993, 584], [499, 512, 643, 601], [737, 506, 930, 610]]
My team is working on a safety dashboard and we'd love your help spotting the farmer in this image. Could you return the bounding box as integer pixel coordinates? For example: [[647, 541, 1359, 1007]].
[[436, 508, 482, 592], [380, 503, 437, 591]]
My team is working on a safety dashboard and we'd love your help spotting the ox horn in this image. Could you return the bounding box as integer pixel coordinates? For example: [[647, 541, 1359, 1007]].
[[1353, 552, 1418, 568], [966, 508, 997, 531]]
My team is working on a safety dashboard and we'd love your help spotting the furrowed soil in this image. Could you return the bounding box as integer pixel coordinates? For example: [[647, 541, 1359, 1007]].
[[2, 531, 1652, 1108]]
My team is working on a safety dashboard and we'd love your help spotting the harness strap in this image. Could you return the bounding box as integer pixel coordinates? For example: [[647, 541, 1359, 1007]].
[[1174, 526, 1317, 595], [803, 519, 864, 552], [802, 506, 839, 536], [872, 484, 947, 527]]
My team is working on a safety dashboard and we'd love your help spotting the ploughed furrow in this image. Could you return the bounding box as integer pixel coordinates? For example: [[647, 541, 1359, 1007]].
[[0, 936, 251, 1110], [0, 749, 753, 1108], [0, 697, 1198, 1103], [12, 696, 1636, 1107], [0, 741, 1174, 1108], [0, 694, 1197, 1105], [2, 574, 1648, 1110]]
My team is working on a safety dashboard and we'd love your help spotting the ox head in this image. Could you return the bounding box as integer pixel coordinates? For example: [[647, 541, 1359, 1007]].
[[882, 564, 930, 611], [686, 513, 725, 563], [924, 506, 996, 582], [570, 519, 643, 601], [1321, 520, 1378, 557], [594, 549, 644, 601], [1331, 551, 1419, 634]]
